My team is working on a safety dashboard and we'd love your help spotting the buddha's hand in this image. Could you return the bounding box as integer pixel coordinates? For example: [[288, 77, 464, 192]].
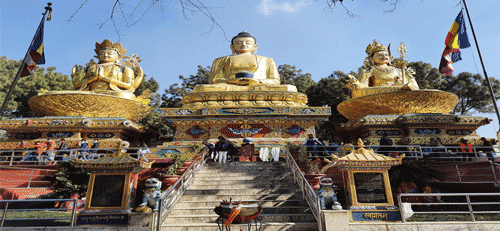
[[346, 74, 362, 90]]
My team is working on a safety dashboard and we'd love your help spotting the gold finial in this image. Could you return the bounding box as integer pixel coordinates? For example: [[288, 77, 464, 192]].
[[94, 39, 127, 57], [398, 42, 407, 59], [357, 138, 365, 148]]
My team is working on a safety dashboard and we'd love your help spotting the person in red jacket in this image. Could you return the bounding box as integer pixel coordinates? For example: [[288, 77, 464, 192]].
[[27, 141, 46, 165], [460, 138, 474, 161]]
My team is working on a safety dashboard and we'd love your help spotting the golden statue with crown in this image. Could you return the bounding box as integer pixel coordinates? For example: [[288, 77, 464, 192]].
[[71, 39, 144, 100], [28, 39, 151, 122], [337, 40, 459, 121]]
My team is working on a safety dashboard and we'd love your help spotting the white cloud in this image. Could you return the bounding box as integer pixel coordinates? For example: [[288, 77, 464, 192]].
[[259, 0, 311, 16]]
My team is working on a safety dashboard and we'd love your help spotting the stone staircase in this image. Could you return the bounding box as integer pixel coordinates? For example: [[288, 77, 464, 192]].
[[162, 161, 318, 231]]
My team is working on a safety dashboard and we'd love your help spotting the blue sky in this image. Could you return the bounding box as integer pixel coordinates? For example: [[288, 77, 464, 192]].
[[1, 0, 499, 138]]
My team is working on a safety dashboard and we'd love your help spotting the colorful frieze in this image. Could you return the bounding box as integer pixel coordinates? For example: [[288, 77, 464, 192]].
[[286, 125, 305, 138], [220, 124, 272, 138], [186, 126, 207, 139], [218, 108, 274, 114], [374, 130, 401, 136], [14, 133, 42, 140], [414, 128, 441, 135], [88, 133, 116, 139], [446, 129, 472, 135], [47, 132, 75, 138]]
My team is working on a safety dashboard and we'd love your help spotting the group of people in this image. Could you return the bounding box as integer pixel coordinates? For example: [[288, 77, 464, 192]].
[[21, 138, 102, 164], [377, 133, 497, 161], [205, 136, 237, 163]]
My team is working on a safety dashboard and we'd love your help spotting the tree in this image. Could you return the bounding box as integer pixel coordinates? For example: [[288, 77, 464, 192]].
[[440, 72, 500, 115], [39, 159, 89, 199], [135, 75, 161, 107], [306, 71, 351, 139], [161, 65, 210, 108], [0, 56, 73, 118], [278, 64, 316, 94], [408, 61, 446, 90], [407, 61, 500, 115]]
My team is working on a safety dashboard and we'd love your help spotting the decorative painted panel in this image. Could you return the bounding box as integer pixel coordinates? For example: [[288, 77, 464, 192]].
[[220, 124, 272, 138]]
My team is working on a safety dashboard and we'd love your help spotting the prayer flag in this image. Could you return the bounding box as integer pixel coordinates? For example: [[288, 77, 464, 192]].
[[439, 10, 471, 75], [20, 18, 46, 77]]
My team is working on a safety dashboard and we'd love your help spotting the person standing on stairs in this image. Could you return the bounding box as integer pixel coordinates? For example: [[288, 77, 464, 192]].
[[215, 136, 233, 163]]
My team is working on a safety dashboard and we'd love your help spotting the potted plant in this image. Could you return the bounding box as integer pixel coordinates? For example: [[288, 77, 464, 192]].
[[304, 158, 325, 189], [159, 165, 180, 190]]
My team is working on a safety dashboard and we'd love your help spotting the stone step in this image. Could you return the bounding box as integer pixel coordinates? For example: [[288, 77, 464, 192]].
[[197, 169, 289, 175], [192, 174, 294, 181], [170, 206, 312, 215], [175, 199, 309, 208], [188, 183, 296, 189], [183, 188, 300, 195], [164, 213, 316, 224], [205, 162, 286, 166], [161, 222, 318, 231], [179, 193, 304, 202]]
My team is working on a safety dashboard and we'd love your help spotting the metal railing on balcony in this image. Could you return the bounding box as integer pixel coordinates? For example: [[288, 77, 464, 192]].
[[397, 192, 500, 223]]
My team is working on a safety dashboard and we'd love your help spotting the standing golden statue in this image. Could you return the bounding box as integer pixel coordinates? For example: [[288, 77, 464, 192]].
[[71, 39, 144, 100], [193, 31, 297, 93], [346, 40, 419, 98]]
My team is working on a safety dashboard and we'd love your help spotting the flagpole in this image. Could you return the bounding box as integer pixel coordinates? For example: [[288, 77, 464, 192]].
[[462, 0, 500, 133], [0, 3, 52, 117]]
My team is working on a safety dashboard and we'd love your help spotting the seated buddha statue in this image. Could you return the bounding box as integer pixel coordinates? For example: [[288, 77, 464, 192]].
[[193, 31, 297, 93], [71, 39, 144, 99], [346, 40, 419, 98]]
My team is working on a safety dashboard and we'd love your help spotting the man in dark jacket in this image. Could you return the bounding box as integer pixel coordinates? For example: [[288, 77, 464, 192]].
[[215, 136, 233, 163]]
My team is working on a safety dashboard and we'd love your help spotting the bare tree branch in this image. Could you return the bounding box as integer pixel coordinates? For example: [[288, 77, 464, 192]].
[[69, 0, 226, 40], [68, 0, 88, 21], [324, 0, 359, 18], [381, 0, 401, 13]]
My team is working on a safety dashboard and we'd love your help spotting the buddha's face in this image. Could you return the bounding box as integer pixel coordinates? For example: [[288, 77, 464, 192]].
[[370, 51, 390, 65], [98, 49, 119, 63], [231, 37, 258, 54]]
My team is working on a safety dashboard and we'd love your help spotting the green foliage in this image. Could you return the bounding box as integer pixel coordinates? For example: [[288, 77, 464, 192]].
[[39, 159, 89, 199], [408, 61, 445, 90], [0, 56, 73, 117], [306, 71, 351, 139], [388, 160, 444, 187], [440, 72, 500, 115], [278, 64, 316, 93], [161, 65, 210, 107], [139, 107, 173, 140], [135, 76, 161, 107]]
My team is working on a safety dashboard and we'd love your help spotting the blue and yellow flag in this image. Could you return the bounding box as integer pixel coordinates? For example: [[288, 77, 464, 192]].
[[20, 17, 45, 77], [439, 10, 471, 75]]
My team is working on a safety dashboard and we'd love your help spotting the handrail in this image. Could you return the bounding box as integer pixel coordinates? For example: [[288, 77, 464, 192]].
[[155, 148, 208, 231], [0, 146, 194, 166], [283, 147, 322, 231], [0, 165, 57, 189], [1, 144, 498, 166], [0, 198, 78, 228], [397, 192, 500, 223]]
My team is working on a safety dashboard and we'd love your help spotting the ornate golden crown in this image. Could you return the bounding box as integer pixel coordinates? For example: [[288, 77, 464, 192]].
[[365, 40, 390, 57], [94, 39, 127, 57]]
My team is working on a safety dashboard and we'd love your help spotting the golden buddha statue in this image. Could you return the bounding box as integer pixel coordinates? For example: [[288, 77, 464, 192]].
[[346, 40, 419, 98], [71, 39, 144, 100], [193, 31, 297, 93]]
